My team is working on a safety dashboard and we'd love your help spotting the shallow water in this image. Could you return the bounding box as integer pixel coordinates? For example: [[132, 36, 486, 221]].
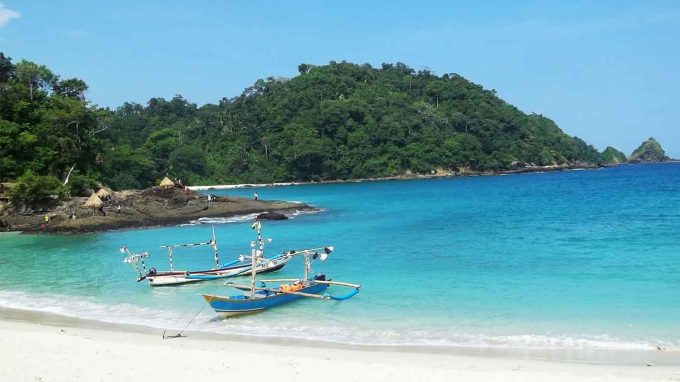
[[1, 163, 679, 351]]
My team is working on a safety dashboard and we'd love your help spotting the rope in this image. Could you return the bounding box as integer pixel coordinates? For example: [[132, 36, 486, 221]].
[[162, 293, 217, 339]]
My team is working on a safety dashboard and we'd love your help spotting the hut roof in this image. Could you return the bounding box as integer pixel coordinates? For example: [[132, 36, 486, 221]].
[[159, 177, 175, 188], [83, 193, 103, 209], [96, 188, 112, 198]]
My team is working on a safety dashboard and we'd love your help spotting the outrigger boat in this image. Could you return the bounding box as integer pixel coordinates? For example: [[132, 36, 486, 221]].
[[201, 233, 361, 317], [121, 224, 292, 286]]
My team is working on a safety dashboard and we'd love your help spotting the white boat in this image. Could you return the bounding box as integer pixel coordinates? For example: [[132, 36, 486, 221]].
[[121, 223, 292, 286]]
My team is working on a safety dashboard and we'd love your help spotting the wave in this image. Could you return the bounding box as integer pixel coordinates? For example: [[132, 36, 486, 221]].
[[0, 290, 675, 352], [184, 213, 261, 225], [182, 209, 323, 226]]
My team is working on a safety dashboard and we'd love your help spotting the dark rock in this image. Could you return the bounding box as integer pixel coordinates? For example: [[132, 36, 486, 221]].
[[256, 211, 288, 220]]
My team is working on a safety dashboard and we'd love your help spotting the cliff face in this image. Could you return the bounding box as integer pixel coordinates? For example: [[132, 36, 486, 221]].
[[601, 146, 627, 164], [628, 138, 669, 163]]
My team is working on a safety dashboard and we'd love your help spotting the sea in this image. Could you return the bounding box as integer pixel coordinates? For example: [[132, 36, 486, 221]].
[[1, 163, 679, 356]]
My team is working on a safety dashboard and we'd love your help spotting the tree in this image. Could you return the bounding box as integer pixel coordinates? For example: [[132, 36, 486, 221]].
[[14, 60, 56, 101], [0, 53, 14, 83], [53, 78, 88, 99], [8, 170, 65, 203]]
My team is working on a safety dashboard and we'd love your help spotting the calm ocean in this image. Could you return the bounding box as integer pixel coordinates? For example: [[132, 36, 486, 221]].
[[1, 163, 679, 351]]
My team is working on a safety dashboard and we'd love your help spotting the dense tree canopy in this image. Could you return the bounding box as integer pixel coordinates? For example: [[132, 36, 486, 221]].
[[1, 54, 605, 197]]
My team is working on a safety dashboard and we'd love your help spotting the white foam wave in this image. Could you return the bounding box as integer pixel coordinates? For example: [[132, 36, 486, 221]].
[[288, 208, 324, 219], [182, 209, 322, 226], [0, 290, 675, 352], [186, 213, 261, 225]]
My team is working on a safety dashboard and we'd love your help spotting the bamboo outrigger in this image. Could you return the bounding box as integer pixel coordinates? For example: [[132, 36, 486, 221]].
[[201, 234, 361, 316], [121, 224, 292, 286]]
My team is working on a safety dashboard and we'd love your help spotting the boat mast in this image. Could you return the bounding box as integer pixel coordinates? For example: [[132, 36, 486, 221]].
[[167, 247, 174, 271], [304, 253, 311, 280], [250, 220, 262, 298], [211, 225, 219, 269]]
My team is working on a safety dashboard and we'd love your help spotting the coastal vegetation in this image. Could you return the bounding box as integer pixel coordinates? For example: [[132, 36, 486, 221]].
[[627, 137, 669, 163], [601, 147, 627, 164], [0, 53, 669, 202]]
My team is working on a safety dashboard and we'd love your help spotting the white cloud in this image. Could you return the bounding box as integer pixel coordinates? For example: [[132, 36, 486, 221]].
[[0, 3, 20, 27]]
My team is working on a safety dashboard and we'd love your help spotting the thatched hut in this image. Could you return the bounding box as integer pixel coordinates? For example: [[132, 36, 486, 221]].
[[159, 177, 175, 188], [83, 193, 103, 214], [96, 187, 113, 199]]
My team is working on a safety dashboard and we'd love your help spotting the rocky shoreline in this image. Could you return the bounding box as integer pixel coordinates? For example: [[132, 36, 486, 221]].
[[0, 186, 314, 234], [191, 162, 605, 190]]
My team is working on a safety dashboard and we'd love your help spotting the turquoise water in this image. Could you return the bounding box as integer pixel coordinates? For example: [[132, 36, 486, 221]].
[[1, 163, 679, 350]]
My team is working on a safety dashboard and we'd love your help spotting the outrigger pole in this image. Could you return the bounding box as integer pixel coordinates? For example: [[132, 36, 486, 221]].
[[120, 246, 150, 281], [279, 246, 333, 280], [159, 226, 220, 271]]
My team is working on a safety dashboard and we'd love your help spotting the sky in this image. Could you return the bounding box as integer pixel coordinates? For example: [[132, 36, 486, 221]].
[[1, 1, 679, 157]]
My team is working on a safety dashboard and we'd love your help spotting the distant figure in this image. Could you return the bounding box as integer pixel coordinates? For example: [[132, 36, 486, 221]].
[[207, 194, 212, 206], [70, 212, 76, 220], [44, 214, 50, 224], [117, 204, 122, 214], [184, 186, 189, 194], [253, 192, 259, 201]]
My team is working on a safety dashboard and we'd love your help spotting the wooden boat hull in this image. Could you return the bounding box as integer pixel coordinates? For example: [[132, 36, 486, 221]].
[[146, 257, 290, 286], [202, 282, 329, 317]]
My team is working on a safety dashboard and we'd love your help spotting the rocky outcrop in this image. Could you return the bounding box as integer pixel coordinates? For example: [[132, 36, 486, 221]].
[[4, 186, 313, 234], [601, 146, 627, 164], [256, 211, 288, 220], [628, 138, 670, 163]]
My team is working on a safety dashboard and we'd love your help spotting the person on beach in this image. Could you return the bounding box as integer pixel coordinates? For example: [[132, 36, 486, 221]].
[[44, 214, 50, 224], [207, 194, 212, 206], [253, 192, 259, 201], [117, 205, 121, 214]]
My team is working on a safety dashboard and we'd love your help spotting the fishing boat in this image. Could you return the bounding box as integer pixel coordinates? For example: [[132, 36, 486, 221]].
[[121, 224, 292, 286], [201, 237, 361, 317]]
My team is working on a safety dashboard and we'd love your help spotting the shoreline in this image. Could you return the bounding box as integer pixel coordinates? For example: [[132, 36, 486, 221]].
[[188, 163, 607, 191], [1, 186, 314, 234], [189, 162, 680, 191], [1, 306, 678, 367], [1, 309, 678, 382]]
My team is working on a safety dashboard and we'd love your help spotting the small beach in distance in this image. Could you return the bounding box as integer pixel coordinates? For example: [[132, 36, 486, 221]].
[[2, 163, 680, 380]]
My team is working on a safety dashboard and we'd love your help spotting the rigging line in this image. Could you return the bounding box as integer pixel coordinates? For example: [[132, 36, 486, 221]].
[[163, 291, 219, 340]]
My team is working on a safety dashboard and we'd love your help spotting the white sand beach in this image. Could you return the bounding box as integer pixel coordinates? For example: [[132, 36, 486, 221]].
[[1, 316, 678, 382]]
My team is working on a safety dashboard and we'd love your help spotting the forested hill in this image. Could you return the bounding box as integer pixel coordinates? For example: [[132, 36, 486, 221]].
[[1, 55, 603, 196]]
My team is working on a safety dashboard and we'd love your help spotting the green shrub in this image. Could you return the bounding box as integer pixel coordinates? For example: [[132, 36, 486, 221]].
[[8, 171, 66, 202], [66, 171, 99, 197]]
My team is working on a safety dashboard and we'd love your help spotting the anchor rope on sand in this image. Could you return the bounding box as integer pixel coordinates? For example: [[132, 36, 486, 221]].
[[163, 294, 217, 339]]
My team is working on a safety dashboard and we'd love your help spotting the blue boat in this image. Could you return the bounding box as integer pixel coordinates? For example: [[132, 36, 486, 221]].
[[201, 237, 360, 317], [202, 274, 330, 316]]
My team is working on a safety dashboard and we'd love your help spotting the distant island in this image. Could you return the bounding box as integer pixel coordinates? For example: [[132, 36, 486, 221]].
[[626, 137, 670, 163], [0, 52, 674, 218]]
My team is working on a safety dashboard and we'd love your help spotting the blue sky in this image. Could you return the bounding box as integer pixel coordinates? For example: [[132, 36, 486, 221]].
[[1, 1, 679, 156]]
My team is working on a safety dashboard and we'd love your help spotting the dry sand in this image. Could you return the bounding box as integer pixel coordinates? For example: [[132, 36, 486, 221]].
[[1, 317, 679, 382]]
